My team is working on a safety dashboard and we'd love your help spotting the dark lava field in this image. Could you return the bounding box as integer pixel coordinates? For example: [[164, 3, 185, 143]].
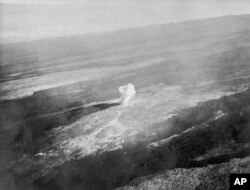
[[1, 14, 250, 190]]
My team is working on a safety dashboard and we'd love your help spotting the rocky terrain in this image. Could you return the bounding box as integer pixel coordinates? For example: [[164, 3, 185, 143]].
[[117, 156, 250, 190], [1, 14, 250, 190]]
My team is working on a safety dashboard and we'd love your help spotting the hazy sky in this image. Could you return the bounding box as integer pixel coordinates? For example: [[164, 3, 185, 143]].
[[1, 0, 250, 43]]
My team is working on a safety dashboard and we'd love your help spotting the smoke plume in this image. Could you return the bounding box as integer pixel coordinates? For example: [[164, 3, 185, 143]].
[[119, 83, 136, 105]]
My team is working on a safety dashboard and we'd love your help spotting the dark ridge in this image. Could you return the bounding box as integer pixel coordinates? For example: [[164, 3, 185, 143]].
[[92, 102, 121, 110], [189, 147, 250, 167]]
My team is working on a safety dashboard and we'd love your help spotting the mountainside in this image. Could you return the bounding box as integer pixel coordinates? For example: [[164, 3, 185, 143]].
[[1, 15, 250, 190], [117, 156, 250, 190]]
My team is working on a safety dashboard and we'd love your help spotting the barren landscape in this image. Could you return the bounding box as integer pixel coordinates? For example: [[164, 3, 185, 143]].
[[1, 13, 250, 190]]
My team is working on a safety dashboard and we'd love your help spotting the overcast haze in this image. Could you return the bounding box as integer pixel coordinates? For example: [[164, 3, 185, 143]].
[[1, 0, 250, 43]]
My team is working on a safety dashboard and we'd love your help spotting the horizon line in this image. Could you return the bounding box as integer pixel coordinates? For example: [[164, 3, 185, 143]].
[[1, 13, 250, 45]]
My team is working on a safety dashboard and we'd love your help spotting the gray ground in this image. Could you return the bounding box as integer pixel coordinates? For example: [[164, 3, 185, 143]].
[[1, 14, 250, 190]]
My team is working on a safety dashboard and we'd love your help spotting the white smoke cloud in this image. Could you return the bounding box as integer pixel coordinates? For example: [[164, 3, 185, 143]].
[[119, 83, 136, 105]]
